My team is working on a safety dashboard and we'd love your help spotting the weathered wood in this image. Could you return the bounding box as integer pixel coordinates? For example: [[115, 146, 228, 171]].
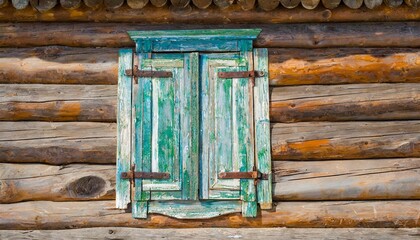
[[0, 164, 114, 203], [0, 122, 116, 164], [1, 228, 419, 240], [301, 0, 320, 9], [127, 0, 148, 8], [0, 200, 418, 229], [11, 0, 28, 9], [322, 0, 341, 8], [83, 0, 102, 8], [280, 0, 300, 8], [1, 158, 418, 203], [1, 22, 419, 48], [270, 83, 420, 122], [1, 47, 418, 85], [60, 0, 81, 8], [273, 158, 420, 200], [364, 0, 383, 9], [0, 84, 116, 122], [343, 0, 363, 8], [1, 121, 419, 164], [271, 121, 420, 160], [1, 4, 419, 23], [104, 0, 124, 9], [257, 0, 279, 11], [171, 0, 190, 7], [29, 0, 57, 12], [385, 0, 403, 6], [213, 0, 233, 8], [0, 0, 8, 7], [405, 0, 419, 7], [269, 48, 420, 85], [237, 0, 255, 10], [192, 0, 211, 8], [0, 47, 118, 84]]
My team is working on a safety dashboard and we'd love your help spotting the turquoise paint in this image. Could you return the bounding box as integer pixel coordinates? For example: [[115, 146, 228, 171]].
[[116, 29, 270, 219]]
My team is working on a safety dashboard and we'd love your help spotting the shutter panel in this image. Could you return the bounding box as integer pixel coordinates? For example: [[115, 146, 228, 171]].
[[133, 53, 199, 218]]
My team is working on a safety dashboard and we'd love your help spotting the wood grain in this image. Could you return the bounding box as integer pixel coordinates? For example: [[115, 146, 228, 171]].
[[1, 158, 419, 203], [0, 122, 116, 164], [1, 47, 419, 85], [1, 22, 419, 48], [0, 84, 116, 122], [0, 164, 115, 203], [0, 4, 419, 23], [0, 200, 418, 229], [1, 121, 419, 163], [271, 121, 420, 160], [1, 228, 419, 239], [0, 47, 118, 84], [270, 83, 420, 122]]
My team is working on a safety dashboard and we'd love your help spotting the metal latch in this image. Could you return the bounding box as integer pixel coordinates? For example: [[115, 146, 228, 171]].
[[218, 167, 269, 186], [121, 165, 170, 180], [217, 70, 265, 86], [125, 65, 173, 83]]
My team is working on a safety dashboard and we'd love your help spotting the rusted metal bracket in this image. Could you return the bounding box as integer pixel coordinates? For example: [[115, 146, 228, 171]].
[[218, 168, 269, 186], [121, 171, 170, 180], [218, 70, 265, 87], [125, 65, 173, 83]]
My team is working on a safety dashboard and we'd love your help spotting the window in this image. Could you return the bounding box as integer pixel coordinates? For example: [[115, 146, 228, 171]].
[[116, 29, 271, 219]]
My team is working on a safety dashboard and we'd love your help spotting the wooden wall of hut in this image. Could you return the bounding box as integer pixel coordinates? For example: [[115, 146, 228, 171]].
[[0, 7, 419, 230]]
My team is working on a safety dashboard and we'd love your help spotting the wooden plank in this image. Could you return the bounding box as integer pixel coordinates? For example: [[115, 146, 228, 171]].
[[0, 122, 116, 164], [1, 121, 419, 164], [0, 47, 118, 84], [116, 49, 132, 209], [273, 158, 420, 200], [0, 164, 114, 203], [1, 47, 419, 85], [271, 121, 420, 160], [1, 228, 419, 240], [269, 48, 420, 86], [270, 83, 420, 122], [1, 158, 419, 203], [0, 5, 419, 23], [2, 22, 419, 48], [0, 84, 116, 122], [0, 200, 418, 228]]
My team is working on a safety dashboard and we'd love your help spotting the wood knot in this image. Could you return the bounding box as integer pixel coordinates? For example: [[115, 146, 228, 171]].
[[66, 176, 106, 198]]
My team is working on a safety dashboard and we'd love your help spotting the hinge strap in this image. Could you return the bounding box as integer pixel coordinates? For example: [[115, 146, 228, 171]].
[[218, 171, 269, 180], [125, 65, 173, 83], [121, 171, 170, 180], [217, 70, 265, 79]]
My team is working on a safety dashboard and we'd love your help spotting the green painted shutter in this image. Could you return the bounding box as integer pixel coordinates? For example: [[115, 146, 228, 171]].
[[132, 53, 199, 218]]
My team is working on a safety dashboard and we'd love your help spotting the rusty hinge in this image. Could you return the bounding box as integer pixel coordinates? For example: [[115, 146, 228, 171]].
[[121, 166, 170, 180], [125, 65, 173, 83], [218, 70, 265, 87], [218, 167, 269, 186]]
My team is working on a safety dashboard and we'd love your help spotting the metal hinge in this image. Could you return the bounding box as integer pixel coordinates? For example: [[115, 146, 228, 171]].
[[218, 167, 270, 186], [125, 65, 173, 83], [121, 165, 170, 180], [217, 70, 265, 87]]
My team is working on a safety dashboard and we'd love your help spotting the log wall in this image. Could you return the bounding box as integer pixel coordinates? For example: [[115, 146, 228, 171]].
[[0, 21, 419, 229]]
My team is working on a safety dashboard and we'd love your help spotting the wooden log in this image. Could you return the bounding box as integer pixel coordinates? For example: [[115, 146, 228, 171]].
[[280, 0, 300, 8], [83, 0, 102, 8], [0, 0, 8, 8], [273, 158, 420, 201], [0, 228, 419, 239], [213, 0, 233, 8], [127, 0, 148, 8], [269, 48, 420, 85], [11, 0, 28, 9], [270, 83, 420, 123], [343, 0, 363, 8], [301, 0, 320, 9], [364, 0, 382, 9], [271, 121, 420, 160], [0, 47, 118, 84], [1, 158, 419, 203], [405, 0, 419, 7], [1, 121, 419, 164], [171, 0, 190, 7], [0, 84, 116, 122], [237, 0, 255, 10], [29, 0, 57, 12], [192, 0, 211, 8], [0, 164, 115, 203], [0, 122, 116, 164], [1, 22, 419, 48], [0, 200, 418, 229], [385, 0, 403, 6], [322, 0, 341, 8], [60, 0, 81, 8], [104, 0, 124, 9], [0, 4, 419, 23], [257, 0, 279, 11], [0, 47, 418, 85]]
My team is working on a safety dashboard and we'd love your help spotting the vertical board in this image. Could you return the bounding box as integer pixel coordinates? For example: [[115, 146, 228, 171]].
[[253, 48, 272, 209], [238, 40, 257, 217], [116, 49, 133, 209]]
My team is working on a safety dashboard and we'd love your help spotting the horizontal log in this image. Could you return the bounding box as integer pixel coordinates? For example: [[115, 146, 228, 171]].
[[273, 158, 420, 201], [270, 83, 420, 122], [0, 200, 418, 229], [0, 47, 118, 85], [0, 84, 116, 122], [0, 122, 116, 164], [1, 47, 419, 85], [0, 4, 419, 23], [0, 164, 115, 203], [268, 48, 420, 85], [1, 22, 419, 48], [1, 120, 419, 163], [2, 83, 420, 122], [271, 121, 420, 160], [1, 158, 419, 203], [0, 228, 419, 239]]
